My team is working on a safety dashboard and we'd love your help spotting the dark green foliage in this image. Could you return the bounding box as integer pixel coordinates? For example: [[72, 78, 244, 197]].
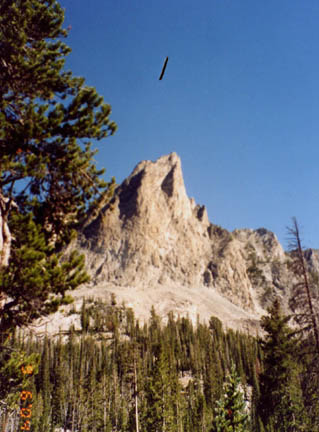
[[258, 299, 307, 431], [0, 213, 88, 333], [0, 0, 116, 246], [0, 1, 117, 419], [0, 340, 39, 409], [0, 301, 260, 432], [3, 291, 318, 432], [8, 299, 319, 432], [80, 299, 89, 333], [144, 345, 172, 431], [0, 0, 116, 336], [211, 364, 249, 432]]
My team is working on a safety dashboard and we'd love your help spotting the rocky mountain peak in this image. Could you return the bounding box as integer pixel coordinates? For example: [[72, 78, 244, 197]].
[[80, 153, 210, 288], [54, 153, 317, 332], [116, 152, 200, 224]]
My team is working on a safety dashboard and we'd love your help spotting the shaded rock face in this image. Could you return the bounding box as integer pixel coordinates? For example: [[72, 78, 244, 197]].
[[75, 153, 318, 323]]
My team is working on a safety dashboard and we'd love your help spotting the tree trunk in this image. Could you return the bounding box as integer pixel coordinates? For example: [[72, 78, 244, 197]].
[[0, 192, 11, 268], [134, 358, 139, 432], [292, 218, 319, 357], [0, 192, 12, 330], [0, 191, 18, 336], [1, 409, 8, 432]]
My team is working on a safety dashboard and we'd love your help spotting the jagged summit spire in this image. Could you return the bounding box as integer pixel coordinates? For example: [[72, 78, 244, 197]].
[[116, 152, 194, 222], [80, 152, 211, 288]]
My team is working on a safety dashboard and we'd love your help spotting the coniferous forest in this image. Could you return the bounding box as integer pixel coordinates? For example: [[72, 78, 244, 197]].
[[1, 297, 319, 432]]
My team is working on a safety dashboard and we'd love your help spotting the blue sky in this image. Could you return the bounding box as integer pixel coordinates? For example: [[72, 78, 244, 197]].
[[60, 0, 319, 249]]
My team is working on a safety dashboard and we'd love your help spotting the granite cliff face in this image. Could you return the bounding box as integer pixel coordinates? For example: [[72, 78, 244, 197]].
[[57, 152, 317, 331], [80, 153, 211, 292], [35, 152, 315, 334]]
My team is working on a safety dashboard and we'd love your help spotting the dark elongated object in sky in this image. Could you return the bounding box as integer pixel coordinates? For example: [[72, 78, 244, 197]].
[[159, 56, 168, 80]]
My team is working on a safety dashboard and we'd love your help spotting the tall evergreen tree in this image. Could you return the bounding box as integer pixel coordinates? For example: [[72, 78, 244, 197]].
[[0, 213, 88, 334], [38, 337, 51, 432], [0, 0, 116, 337], [144, 343, 178, 432], [258, 299, 306, 432], [51, 338, 68, 429], [211, 364, 249, 432]]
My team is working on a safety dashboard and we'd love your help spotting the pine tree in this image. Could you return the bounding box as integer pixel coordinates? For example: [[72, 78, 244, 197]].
[[211, 364, 249, 432], [0, 0, 116, 413], [0, 213, 88, 334], [51, 338, 68, 429], [80, 299, 90, 333], [0, 0, 116, 336], [258, 299, 306, 432], [144, 343, 178, 432], [38, 337, 51, 432], [0, 342, 39, 409]]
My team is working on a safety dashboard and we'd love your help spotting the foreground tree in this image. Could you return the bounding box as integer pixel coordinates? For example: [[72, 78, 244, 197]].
[[0, 0, 116, 336], [258, 299, 306, 432], [211, 364, 249, 432], [0, 333, 40, 432], [0, 213, 89, 334]]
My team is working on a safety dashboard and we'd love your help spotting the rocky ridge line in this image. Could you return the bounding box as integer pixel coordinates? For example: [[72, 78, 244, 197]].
[[36, 153, 319, 333]]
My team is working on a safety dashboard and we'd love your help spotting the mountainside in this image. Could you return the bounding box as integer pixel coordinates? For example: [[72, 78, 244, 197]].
[[36, 153, 318, 333]]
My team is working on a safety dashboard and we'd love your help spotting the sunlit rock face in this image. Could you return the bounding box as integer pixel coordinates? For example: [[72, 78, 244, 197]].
[[68, 153, 318, 330], [79, 153, 212, 289]]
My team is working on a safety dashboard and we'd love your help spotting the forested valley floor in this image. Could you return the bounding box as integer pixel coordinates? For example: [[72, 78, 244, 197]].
[[1, 297, 318, 432]]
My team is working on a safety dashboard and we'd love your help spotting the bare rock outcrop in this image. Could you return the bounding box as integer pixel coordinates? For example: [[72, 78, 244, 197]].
[[79, 153, 212, 289], [39, 151, 314, 333]]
